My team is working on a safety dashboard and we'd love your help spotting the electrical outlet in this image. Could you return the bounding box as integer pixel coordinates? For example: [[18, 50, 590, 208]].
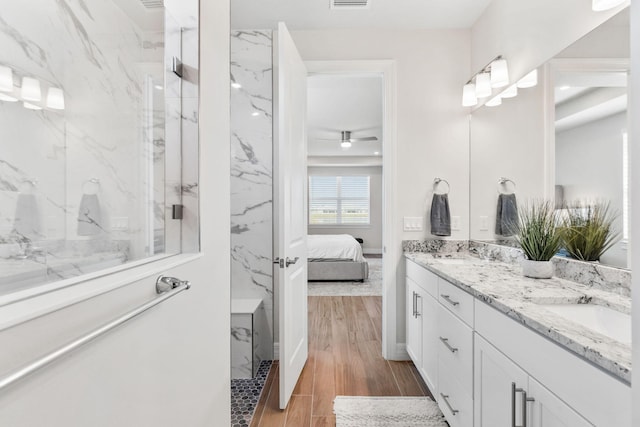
[[451, 216, 461, 231], [403, 217, 424, 231], [480, 216, 489, 231]]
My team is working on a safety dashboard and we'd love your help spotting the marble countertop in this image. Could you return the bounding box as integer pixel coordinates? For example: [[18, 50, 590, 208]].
[[405, 252, 632, 384]]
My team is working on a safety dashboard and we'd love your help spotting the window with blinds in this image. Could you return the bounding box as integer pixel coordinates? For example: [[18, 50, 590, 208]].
[[309, 176, 370, 225]]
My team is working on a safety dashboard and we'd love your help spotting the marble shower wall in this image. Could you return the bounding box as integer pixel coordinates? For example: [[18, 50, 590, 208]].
[[231, 30, 274, 373]]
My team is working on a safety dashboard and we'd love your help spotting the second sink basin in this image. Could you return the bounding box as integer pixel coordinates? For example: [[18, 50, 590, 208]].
[[539, 304, 631, 345]]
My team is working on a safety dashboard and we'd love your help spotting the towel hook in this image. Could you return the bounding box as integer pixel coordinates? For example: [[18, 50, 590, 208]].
[[497, 177, 516, 194], [433, 178, 450, 195], [82, 178, 100, 194]]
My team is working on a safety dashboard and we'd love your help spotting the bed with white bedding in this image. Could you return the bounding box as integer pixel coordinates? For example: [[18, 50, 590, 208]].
[[307, 234, 369, 282]]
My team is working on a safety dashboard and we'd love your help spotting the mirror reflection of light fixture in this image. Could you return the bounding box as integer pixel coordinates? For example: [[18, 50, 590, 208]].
[[462, 83, 478, 107], [485, 95, 502, 107], [0, 93, 18, 102], [501, 84, 518, 99], [46, 87, 65, 110], [517, 69, 538, 88], [23, 102, 42, 110], [592, 0, 625, 11], [0, 65, 13, 92], [490, 58, 509, 88], [21, 77, 41, 102], [475, 73, 492, 98]]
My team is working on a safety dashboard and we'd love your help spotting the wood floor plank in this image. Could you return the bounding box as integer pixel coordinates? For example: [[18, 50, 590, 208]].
[[388, 361, 427, 397], [311, 415, 336, 427], [311, 349, 337, 416], [293, 355, 315, 396], [284, 395, 312, 427], [256, 364, 288, 427], [251, 362, 279, 427], [408, 361, 434, 398]]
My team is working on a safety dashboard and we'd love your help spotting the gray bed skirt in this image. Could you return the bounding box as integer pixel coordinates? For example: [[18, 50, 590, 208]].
[[307, 259, 369, 282]]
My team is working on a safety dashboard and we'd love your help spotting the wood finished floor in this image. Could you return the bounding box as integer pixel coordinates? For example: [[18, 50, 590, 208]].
[[250, 296, 431, 427]]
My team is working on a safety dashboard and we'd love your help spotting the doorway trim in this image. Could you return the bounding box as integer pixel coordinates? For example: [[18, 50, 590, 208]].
[[305, 60, 399, 360]]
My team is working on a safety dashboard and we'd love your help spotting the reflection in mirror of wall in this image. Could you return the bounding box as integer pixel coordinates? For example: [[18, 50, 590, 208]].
[[0, 0, 199, 295], [469, 7, 629, 269]]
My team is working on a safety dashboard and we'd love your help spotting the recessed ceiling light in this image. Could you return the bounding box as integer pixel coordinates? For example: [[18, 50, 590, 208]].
[[231, 82, 242, 89]]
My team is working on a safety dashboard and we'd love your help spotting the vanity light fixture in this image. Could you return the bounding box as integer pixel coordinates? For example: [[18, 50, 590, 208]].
[[0, 93, 18, 102], [21, 77, 41, 102], [462, 83, 478, 107], [485, 95, 502, 107], [501, 84, 518, 99], [23, 102, 42, 110], [592, 0, 625, 11], [340, 141, 352, 149], [475, 73, 492, 98], [517, 69, 538, 88], [0, 65, 13, 92], [490, 58, 509, 88], [46, 87, 65, 110]]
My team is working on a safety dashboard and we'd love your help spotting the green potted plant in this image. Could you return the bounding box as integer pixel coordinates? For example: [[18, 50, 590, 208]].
[[514, 200, 562, 279], [560, 201, 620, 262]]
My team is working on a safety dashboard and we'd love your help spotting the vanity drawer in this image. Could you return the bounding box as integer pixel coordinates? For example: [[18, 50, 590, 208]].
[[438, 279, 474, 326], [437, 360, 473, 427], [406, 259, 438, 297], [438, 304, 473, 394]]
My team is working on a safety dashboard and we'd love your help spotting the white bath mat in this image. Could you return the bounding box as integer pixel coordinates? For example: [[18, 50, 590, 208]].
[[334, 396, 448, 427]]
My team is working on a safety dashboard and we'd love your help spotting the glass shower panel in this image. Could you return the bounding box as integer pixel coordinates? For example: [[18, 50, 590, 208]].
[[0, 0, 187, 295]]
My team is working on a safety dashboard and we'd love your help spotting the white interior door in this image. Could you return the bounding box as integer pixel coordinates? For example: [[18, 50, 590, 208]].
[[274, 22, 308, 410]]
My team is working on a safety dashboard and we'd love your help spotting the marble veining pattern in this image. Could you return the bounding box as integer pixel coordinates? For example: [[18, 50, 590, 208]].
[[230, 30, 274, 368], [405, 252, 631, 383], [402, 239, 469, 254]]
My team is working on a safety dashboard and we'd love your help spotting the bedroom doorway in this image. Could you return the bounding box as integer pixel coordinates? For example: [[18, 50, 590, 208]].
[[305, 60, 398, 360]]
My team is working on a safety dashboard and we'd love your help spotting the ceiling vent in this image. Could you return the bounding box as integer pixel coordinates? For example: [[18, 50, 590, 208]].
[[139, 0, 164, 9], [330, 0, 370, 10]]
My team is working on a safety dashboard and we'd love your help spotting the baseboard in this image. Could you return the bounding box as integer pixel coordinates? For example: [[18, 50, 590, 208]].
[[273, 342, 279, 360], [391, 343, 410, 361]]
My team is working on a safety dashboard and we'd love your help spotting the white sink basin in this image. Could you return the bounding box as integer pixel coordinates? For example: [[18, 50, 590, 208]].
[[539, 304, 631, 345]]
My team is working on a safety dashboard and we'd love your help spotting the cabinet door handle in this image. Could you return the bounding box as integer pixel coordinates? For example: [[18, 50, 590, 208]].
[[440, 393, 459, 415], [511, 383, 534, 427], [441, 294, 460, 306], [415, 294, 422, 317], [439, 336, 458, 353], [412, 291, 416, 318], [522, 390, 535, 427]]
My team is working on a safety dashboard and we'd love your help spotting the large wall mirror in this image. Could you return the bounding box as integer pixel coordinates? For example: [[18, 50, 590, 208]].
[[469, 8, 630, 269]]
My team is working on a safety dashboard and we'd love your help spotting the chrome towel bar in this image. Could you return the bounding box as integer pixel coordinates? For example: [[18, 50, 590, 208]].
[[0, 276, 190, 392]]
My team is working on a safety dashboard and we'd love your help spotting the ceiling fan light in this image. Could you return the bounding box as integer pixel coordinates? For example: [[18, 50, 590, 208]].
[[517, 69, 538, 88], [475, 73, 492, 98], [490, 58, 509, 88], [462, 83, 478, 107], [592, 0, 625, 11]]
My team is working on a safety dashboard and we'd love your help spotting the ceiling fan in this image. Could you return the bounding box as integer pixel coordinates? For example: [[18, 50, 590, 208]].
[[317, 130, 378, 149]]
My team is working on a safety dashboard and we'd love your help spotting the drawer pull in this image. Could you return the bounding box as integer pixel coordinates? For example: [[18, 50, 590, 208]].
[[439, 336, 459, 353], [441, 294, 460, 306], [415, 294, 422, 317], [440, 393, 459, 415]]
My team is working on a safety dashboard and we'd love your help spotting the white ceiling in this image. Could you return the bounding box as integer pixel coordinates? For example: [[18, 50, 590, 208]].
[[307, 74, 383, 157], [231, 0, 492, 30]]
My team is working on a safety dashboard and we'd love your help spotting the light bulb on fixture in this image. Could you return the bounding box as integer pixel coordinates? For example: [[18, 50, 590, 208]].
[[485, 96, 502, 107], [475, 73, 492, 98], [21, 77, 41, 102], [501, 84, 518, 99], [592, 0, 625, 11], [0, 93, 18, 102], [517, 69, 538, 88], [462, 83, 478, 107], [23, 102, 42, 110], [46, 87, 65, 110], [490, 58, 509, 88], [0, 65, 13, 92], [341, 141, 352, 149]]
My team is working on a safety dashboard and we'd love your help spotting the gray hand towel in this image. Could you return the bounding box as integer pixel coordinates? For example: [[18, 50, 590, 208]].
[[430, 193, 451, 237], [77, 194, 103, 236], [495, 193, 518, 236], [14, 193, 41, 240]]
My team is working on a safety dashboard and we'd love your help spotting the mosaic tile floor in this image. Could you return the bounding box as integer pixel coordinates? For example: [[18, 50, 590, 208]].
[[230, 360, 272, 427]]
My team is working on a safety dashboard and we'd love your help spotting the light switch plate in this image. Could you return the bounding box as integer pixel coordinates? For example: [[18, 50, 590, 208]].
[[452, 216, 461, 231], [403, 216, 424, 231], [480, 216, 489, 231]]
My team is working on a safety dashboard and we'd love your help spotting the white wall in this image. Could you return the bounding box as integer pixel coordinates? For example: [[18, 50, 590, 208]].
[[631, 1, 640, 424], [556, 112, 628, 268], [469, 79, 546, 240], [0, 1, 232, 425], [291, 28, 470, 351], [471, 0, 628, 85], [308, 165, 383, 253]]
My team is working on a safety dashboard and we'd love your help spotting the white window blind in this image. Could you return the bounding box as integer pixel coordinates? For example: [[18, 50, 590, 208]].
[[309, 176, 370, 225]]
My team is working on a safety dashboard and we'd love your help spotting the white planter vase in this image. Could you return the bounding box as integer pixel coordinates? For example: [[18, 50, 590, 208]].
[[521, 259, 554, 279]]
